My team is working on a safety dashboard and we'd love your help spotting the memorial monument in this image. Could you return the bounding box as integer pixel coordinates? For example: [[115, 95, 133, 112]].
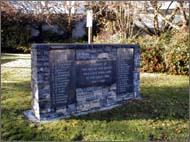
[[25, 44, 140, 122]]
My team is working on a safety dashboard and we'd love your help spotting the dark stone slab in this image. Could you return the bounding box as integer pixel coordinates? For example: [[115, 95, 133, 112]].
[[117, 48, 134, 95], [49, 50, 76, 108], [76, 60, 116, 88]]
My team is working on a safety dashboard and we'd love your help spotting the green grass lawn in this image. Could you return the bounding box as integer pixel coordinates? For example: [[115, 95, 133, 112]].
[[1, 53, 189, 141]]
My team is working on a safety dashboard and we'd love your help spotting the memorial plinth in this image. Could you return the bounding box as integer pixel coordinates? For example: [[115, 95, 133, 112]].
[[26, 44, 140, 122]]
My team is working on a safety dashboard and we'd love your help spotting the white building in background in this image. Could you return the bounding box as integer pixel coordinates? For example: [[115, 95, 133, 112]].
[[10, 1, 86, 14], [134, 1, 189, 29]]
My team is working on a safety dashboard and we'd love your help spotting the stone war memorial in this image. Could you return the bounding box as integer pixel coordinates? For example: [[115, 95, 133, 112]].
[[25, 44, 140, 122]]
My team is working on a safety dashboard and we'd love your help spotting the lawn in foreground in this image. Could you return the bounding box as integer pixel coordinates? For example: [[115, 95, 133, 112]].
[[1, 53, 188, 141]]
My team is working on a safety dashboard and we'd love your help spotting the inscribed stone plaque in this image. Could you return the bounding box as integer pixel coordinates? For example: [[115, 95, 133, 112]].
[[76, 60, 116, 87], [117, 48, 134, 95], [49, 50, 75, 108]]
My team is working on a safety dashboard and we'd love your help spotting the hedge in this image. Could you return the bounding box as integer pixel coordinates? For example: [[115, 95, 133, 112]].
[[94, 31, 188, 75], [136, 32, 188, 75]]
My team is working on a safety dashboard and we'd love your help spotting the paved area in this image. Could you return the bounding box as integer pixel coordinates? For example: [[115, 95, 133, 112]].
[[2, 59, 31, 68]]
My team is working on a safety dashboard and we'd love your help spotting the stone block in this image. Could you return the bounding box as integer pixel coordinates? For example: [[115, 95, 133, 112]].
[[56, 107, 67, 114]]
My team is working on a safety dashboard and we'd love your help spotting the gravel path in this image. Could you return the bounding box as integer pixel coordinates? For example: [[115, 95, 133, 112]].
[[2, 59, 31, 68]]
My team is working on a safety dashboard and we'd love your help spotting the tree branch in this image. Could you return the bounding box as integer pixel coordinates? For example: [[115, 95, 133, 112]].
[[163, 6, 179, 31], [137, 17, 155, 35], [154, 9, 181, 30], [177, 1, 188, 30]]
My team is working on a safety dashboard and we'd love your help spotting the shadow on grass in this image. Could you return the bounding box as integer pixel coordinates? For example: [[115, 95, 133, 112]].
[[1, 53, 18, 57], [1, 80, 188, 122], [2, 81, 31, 92], [1, 59, 18, 64]]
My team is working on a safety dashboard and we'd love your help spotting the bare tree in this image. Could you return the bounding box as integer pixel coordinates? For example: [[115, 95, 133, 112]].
[[90, 1, 188, 39], [89, 1, 143, 40], [136, 1, 189, 35]]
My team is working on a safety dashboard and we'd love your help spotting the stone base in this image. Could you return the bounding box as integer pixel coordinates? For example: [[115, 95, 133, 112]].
[[23, 110, 40, 123], [23, 110, 70, 123], [134, 95, 142, 100], [24, 96, 142, 123]]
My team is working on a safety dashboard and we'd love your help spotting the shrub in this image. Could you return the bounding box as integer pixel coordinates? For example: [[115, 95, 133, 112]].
[[164, 32, 188, 75], [137, 32, 188, 75], [94, 31, 188, 75], [2, 24, 31, 53], [137, 35, 166, 73]]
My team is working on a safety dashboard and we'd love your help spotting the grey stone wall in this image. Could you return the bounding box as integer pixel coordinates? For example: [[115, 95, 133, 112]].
[[31, 44, 140, 121], [29, 20, 86, 40], [133, 45, 140, 98], [31, 45, 52, 120]]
